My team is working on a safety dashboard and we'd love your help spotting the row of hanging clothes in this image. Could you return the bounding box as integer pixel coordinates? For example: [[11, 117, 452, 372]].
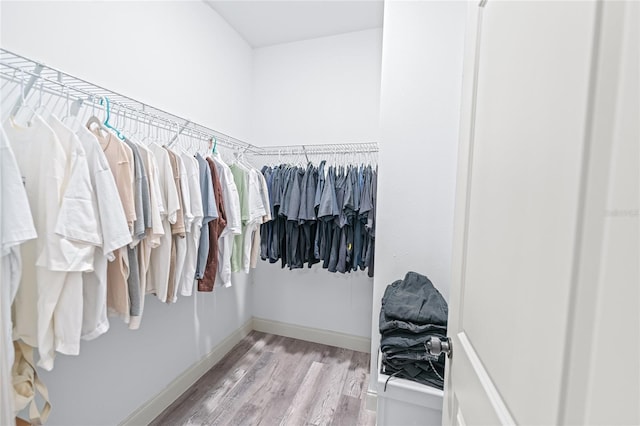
[[250, 149, 378, 276], [0, 60, 378, 425], [0, 76, 271, 423]]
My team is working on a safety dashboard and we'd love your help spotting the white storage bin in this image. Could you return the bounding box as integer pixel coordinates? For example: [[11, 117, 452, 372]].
[[376, 351, 444, 426]]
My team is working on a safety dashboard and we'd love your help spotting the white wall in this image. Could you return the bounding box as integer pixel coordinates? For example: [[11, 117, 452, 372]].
[[251, 28, 382, 146], [250, 29, 383, 339], [0, 2, 254, 425], [370, 0, 467, 391], [0, 1, 253, 142]]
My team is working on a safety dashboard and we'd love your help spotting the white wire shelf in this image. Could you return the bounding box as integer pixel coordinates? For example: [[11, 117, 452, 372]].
[[0, 48, 379, 156]]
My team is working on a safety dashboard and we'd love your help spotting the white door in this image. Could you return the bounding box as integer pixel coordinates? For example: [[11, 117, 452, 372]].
[[443, 1, 639, 425]]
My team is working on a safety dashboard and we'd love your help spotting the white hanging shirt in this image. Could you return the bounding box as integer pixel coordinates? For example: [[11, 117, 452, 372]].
[[184, 154, 204, 224], [211, 154, 241, 287], [39, 115, 101, 368], [5, 115, 99, 371], [249, 172, 272, 269], [47, 115, 101, 251], [0, 125, 37, 426], [75, 125, 131, 341], [179, 153, 203, 297], [174, 150, 193, 229], [248, 168, 267, 223], [242, 168, 268, 272], [132, 142, 164, 328], [170, 150, 191, 300], [137, 142, 165, 244], [147, 143, 180, 303]]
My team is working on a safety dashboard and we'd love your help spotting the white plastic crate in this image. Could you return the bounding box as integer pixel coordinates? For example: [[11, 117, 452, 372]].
[[376, 351, 444, 426]]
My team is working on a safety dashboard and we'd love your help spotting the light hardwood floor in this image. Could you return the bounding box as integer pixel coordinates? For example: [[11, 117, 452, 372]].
[[151, 331, 376, 426]]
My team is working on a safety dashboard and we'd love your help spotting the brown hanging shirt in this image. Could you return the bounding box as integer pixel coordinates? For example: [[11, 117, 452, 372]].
[[198, 157, 227, 291]]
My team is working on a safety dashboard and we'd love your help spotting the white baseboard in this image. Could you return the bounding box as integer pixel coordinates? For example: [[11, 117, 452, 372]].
[[366, 388, 378, 411], [251, 317, 371, 353], [119, 319, 253, 426]]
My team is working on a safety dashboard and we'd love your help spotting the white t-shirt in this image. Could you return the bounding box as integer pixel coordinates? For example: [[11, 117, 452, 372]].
[[170, 150, 191, 300], [213, 155, 242, 235], [241, 168, 268, 273], [41, 115, 101, 368], [5, 115, 99, 371], [136, 143, 165, 246], [185, 155, 204, 223], [179, 153, 203, 297], [0, 125, 37, 426], [147, 143, 180, 303], [211, 154, 242, 287], [249, 172, 272, 269], [258, 172, 272, 223], [174, 150, 193, 229], [248, 168, 267, 223], [132, 142, 164, 328], [75, 126, 131, 341]]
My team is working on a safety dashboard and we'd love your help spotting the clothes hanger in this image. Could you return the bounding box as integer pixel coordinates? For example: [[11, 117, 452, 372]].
[[101, 97, 125, 140], [200, 137, 208, 156], [83, 95, 100, 133], [137, 115, 150, 143], [153, 118, 160, 144], [169, 122, 187, 153], [114, 107, 123, 135], [0, 70, 21, 120], [0, 68, 16, 91], [185, 133, 193, 154], [11, 69, 40, 126], [61, 96, 84, 131], [23, 78, 52, 123], [238, 145, 254, 169], [30, 79, 45, 119], [86, 96, 122, 139], [125, 110, 136, 140], [57, 88, 71, 123], [211, 135, 218, 155], [129, 111, 142, 141], [41, 85, 64, 120], [163, 124, 171, 146], [112, 105, 122, 136], [192, 134, 202, 155], [171, 123, 184, 151], [196, 136, 204, 156], [148, 118, 157, 144]]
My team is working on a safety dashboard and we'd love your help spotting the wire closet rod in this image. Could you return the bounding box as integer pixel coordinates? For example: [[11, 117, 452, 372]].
[[255, 143, 379, 156], [0, 48, 260, 153], [0, 48, 379, 155], [1, 64, 209, 141]]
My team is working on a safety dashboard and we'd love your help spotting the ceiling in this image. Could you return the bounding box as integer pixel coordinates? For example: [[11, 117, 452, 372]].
[[204, 1, 384, 48]]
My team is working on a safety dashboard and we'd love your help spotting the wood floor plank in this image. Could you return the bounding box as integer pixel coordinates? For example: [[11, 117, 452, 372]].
[[232, 337, 319, 426], [280, 361, 327, 426], [183, 364, 252, 425], [319, 345, 353, 367], [150, 333, 376, 426], [206, 351, 278, 425], [341, 351, 370, 399], [305, 362, 350, 426], [256, 350, 322, 425], [150, 335, 258, 425], [151, 331, 272, 425], [331, 395, 362, 426]]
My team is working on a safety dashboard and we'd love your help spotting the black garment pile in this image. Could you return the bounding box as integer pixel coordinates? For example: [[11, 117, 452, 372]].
[[379, 272, 448, 389], [259, 161, 377, 276]]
